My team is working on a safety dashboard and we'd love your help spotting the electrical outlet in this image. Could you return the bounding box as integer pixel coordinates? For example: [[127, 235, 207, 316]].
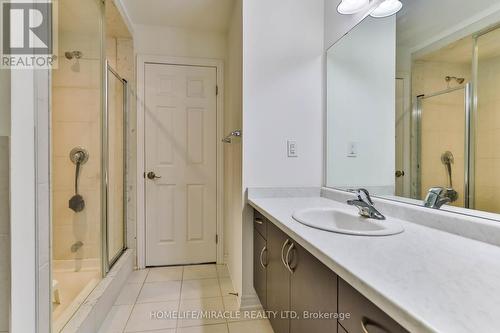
[[287, 140, 298, 157]]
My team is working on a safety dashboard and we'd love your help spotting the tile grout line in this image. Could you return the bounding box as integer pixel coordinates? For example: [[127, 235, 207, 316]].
[[175, 266, 185, 331], [216, 265, 231, 333], [121, 268, 150, 333], [111, 265, 238, 333]]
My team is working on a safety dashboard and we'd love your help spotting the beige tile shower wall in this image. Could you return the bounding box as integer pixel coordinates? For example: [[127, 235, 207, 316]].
[[52, 31, 102, 260], [476, 55, 500, 213], [0, 137, 10, 332], [412, 61, 471, 205], [420, 93, 466, 206]]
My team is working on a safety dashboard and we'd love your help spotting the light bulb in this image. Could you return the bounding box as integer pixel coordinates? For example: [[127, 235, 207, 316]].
[[337, 0, 370, 15], [370, 0, 403, 18]]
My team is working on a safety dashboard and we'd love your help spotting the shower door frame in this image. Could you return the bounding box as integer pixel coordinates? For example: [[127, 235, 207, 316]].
[[103, 61, 128, 272], [413, 83, 473, 208]]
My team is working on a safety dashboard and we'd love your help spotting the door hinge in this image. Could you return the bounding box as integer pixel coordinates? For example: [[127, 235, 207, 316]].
[[216, 234, 219, 244], [143, 172, 146, 179], [216, 85, 219, 96]]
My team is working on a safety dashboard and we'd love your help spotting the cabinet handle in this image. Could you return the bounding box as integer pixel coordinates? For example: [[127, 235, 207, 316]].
[[281, 239, 291, 268], [255, 218, 264, 225], [259, 246, 268, 268], [361, 318, 391, 333], [285, 243, 295, 274]]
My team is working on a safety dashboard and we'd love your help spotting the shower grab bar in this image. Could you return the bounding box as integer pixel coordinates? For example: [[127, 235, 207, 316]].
[[222, 129, 242, 143], [69, 147, 89, 213], [441, 151, 454, 188], [75, 160, 81, 194]]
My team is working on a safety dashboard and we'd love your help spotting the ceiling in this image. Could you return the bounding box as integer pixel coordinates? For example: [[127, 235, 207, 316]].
[[121, 0, 235, 33]]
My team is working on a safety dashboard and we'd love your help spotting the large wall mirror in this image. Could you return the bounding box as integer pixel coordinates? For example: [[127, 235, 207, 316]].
[[326, 0, 500, 218]]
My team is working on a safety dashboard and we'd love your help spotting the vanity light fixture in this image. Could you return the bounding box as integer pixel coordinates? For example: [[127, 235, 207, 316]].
[[337, 0, 369, 15], [370, 0, 403, 18]]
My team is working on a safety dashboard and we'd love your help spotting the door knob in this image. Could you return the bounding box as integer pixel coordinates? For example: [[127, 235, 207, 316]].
[[147, 171, 161, 180], [395, 170, 405, 178]]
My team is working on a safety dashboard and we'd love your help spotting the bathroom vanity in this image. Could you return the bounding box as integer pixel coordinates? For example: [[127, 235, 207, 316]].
[[249, 188, 500, 333], [253, 209, 407, 333]]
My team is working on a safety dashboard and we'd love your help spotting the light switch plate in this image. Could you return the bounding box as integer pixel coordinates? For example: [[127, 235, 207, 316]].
[[347, 142, 358, 157], [287, 140, 298, 157]]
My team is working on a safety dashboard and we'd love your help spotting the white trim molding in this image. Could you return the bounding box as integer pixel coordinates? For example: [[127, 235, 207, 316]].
[[136, 54, 225, 269], [10, 68, 37, 333]]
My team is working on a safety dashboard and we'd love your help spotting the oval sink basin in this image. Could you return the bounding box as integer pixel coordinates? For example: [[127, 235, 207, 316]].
[[292, 208, 404, 236]]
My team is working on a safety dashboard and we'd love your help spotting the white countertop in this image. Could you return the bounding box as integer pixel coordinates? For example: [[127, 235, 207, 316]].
[[248, 194, 500, 333]]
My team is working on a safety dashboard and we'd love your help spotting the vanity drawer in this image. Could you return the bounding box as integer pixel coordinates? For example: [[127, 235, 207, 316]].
[[254, 210, 267, 239], [338, 279, 408, 333]]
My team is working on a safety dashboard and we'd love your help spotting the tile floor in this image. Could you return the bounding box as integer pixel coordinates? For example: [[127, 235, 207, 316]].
[[98, 264, 275, 333]]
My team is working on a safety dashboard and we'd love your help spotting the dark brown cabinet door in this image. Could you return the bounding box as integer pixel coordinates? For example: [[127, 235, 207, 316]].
[[254, 229, 267, 309], [338, 279, 408, 333], [338, 324, 348, 333], [267, 222, 291, 333], [254, 210, 267, 239], [289, 242, 338, 333]]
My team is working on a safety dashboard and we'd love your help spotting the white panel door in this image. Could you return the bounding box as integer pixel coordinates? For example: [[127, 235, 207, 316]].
[[145, 63, 217, 266]]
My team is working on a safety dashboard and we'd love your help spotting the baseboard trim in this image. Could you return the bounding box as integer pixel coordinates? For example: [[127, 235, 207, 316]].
[[239, 292, 262, 310]]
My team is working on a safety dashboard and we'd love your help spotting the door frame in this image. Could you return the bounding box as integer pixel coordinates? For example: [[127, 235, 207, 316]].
[[136, 54, 224, 269]]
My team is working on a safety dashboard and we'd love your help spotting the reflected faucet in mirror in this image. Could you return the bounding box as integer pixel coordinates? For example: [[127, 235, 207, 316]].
[[424, 187, 458, 209], [347, 189, 386, 220]]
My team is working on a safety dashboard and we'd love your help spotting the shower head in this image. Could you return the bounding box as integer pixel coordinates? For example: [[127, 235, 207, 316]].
[[65, 50, 82, 60]]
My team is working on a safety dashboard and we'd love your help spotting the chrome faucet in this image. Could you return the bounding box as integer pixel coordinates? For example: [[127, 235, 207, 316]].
[[347, 189, 385, 220], [424, 187, 458, 209]]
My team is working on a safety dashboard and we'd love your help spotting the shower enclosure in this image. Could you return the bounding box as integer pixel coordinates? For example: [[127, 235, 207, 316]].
[[106, 63, 127, 267], [51, 0, 127, 331], [415, 84, 470, 208], [412, 24, 500, 213]]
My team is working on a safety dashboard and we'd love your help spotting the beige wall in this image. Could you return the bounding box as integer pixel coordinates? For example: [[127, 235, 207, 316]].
[[133, 24, 227, 59], [412, 60, 470, 206]]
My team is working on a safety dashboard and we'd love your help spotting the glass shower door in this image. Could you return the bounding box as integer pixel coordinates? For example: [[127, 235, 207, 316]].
[[106, 65, 126, 267], [417, 86, 468, 207]]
